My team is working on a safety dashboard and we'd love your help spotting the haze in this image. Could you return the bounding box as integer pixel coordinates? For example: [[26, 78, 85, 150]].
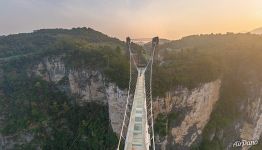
[[0, 0, 262, 40]]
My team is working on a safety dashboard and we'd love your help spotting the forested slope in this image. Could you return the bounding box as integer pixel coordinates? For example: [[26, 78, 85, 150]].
[[1, 29, 262, 149]]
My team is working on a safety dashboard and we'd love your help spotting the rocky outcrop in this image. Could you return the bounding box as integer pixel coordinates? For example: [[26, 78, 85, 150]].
[[154, 80, 221, 149], [28, 56, 262, 150], [33, 57, 223, 148], [33, 56, 108, 105], [106, 83, 127, 134], [33, 56, 128, 134], [240, 85, 262, 150], [1, 56, 128, 149], [0, 132, 35, 150]]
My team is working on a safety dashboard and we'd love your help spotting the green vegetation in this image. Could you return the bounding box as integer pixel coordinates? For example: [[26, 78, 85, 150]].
[[152, 33, 262, 148], [0, 27, 124, 58], [64, 46, 129, 89], [250, 139, 262, 150], [154, 113, 167, 137], [157, 32, 262, 90], [1, 28, 262, 149], [0, 28, 125, 149], [0, 63, 118, 149], [0, 27, 129, 89]]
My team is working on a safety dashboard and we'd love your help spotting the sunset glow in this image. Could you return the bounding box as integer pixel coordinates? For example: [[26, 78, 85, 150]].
[[0, 0, 262, 39]]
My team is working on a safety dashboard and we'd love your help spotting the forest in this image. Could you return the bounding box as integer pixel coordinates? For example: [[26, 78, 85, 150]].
[[1, 28, 262, 149]]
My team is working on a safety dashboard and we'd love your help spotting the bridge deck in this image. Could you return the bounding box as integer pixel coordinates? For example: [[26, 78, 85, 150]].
[[125, 68, 150, 150]]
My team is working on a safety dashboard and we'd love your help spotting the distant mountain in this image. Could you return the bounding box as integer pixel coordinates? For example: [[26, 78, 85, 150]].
[[144, 38, 170, 45], [158, 38, 171, 44], [0, 27, 125, 58], [250, 27, 262, 34], [143, 38, 170, 50]]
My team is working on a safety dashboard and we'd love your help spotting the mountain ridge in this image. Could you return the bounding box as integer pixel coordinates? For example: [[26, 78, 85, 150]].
[[0, 27, 262, 149], [250, 27, 262, 34]]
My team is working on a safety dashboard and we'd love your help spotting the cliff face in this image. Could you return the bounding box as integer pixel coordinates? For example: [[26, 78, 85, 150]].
[[106, 83, 127, 134], [32, 55, 127, 134], [31, 56, 262, 149], [33, 56, 107, 105], [171, 80, 221, 147], [154, 80, 221, 149], [1, 55, 261, 150], [1, 55, 255, 149], [238, 82, 262, 150], [153, 81, 262, 150], [30, 56, 224, 144]]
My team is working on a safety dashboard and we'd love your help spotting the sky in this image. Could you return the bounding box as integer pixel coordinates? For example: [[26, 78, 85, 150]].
[[0, 0, 262, 40]]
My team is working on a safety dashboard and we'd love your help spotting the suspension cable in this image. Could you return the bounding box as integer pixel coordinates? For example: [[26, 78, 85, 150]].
[[149, 42, 157, 150], [117, 37, 158, 150], [117, 43, 133, 150], [144, 42, 157, 71], [129, 45, 139, 71]]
